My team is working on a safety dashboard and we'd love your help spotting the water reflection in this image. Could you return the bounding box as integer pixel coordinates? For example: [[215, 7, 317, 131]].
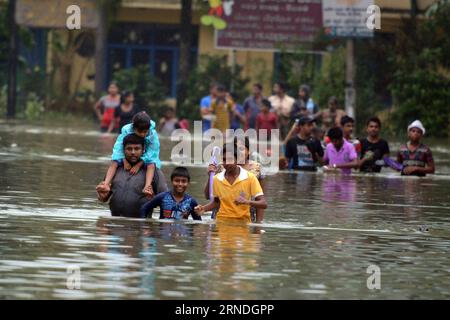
[[2, 122, 450, 299]]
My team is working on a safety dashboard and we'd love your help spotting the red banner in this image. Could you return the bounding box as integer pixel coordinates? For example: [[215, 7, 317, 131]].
[[215, 0, 323, 51]]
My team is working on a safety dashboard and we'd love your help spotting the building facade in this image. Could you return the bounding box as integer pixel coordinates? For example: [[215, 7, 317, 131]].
[[13, 0, 438, 104]]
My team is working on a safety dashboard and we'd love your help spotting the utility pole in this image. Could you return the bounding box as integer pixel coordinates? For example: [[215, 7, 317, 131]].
[[176, 0, 193, 111], [345, 38, 356, 120], [95, 6, 107, 98], [7, 0, 18, 119], [229, 49, 236, 93]]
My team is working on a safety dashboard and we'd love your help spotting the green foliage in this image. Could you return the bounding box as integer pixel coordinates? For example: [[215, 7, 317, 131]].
[[0, 1, 35, 86], [251, 58, 271, 90], [24, 93, 45, 120], [0, 85, 43, 119], [0, 85, 6, 116], [19, 66, 47, 99], [0, 2, 8, 64], [278, 45, 345, 110], [312, 47, 346, 109], [390, 2, 450, 137], [354, 37, 396, 133], [179, 55, 250, 121], [112, 64, 168, 120]]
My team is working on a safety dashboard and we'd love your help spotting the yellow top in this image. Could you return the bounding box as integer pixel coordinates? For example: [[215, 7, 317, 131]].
[[213, 167, 264, 223], [210, 97, 234, 133]]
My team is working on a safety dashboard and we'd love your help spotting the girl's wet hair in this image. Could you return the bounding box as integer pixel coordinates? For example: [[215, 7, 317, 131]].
[[132, 111, 151, 131]]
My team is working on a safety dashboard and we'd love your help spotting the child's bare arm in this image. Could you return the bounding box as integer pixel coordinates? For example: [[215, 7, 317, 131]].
[[255, 207, 264, 224], [143, 164, 156, 198], [195, 198, 219, 215], [104, 161, 119, 186]]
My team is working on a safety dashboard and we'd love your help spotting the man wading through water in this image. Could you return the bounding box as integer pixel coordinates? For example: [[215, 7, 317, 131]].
[[96, 134, 168, 217]]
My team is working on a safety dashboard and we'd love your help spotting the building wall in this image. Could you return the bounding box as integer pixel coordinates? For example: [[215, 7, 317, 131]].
[[198, 25, 275, 97], [66, 0, 439, 103]]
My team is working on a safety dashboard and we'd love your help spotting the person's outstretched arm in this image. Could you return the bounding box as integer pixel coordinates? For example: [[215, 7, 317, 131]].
[[195, 198, 220, 215], [139, 193, 164, 218], [143, 163, 156, 198], [335, 159, 359, 169], [255, 199, 266, 223], [283, 122, 298, 145], [111, 127, 130, 163], [189, 199, 202, 221], [104, 161, 119, 186], [96, 183, 112, 203]]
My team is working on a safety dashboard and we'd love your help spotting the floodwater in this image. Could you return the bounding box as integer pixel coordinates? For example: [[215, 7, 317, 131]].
[[1, 120, 450, 299]]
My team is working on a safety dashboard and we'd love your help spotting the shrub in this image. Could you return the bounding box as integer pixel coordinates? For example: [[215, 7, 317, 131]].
[[24, 92, 45, 120], [390, 2, 450, 137]]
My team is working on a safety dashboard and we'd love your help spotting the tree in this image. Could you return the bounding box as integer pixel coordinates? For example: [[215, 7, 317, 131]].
[[7, 0, 18, 118], [176, 0, 193, 111], [390, 2, 450, 137]]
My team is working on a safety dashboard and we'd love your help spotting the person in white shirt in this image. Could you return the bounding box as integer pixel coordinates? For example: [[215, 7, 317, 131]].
[[268, 82, 295, 139]]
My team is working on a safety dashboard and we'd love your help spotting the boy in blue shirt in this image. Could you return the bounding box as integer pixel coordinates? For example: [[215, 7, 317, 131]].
[[140, 167, 201, 220]]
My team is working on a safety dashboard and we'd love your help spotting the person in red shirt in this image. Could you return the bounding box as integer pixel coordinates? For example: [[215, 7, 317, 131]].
[[256, 99, 278, 139]]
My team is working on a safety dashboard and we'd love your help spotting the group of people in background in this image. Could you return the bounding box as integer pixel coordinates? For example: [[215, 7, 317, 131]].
[[93, 79, 436, 223], [93, 81, 267, 224], [199, 82, 347, 139], [94, 81, 186, 136], [200, 81, 435, 177]]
